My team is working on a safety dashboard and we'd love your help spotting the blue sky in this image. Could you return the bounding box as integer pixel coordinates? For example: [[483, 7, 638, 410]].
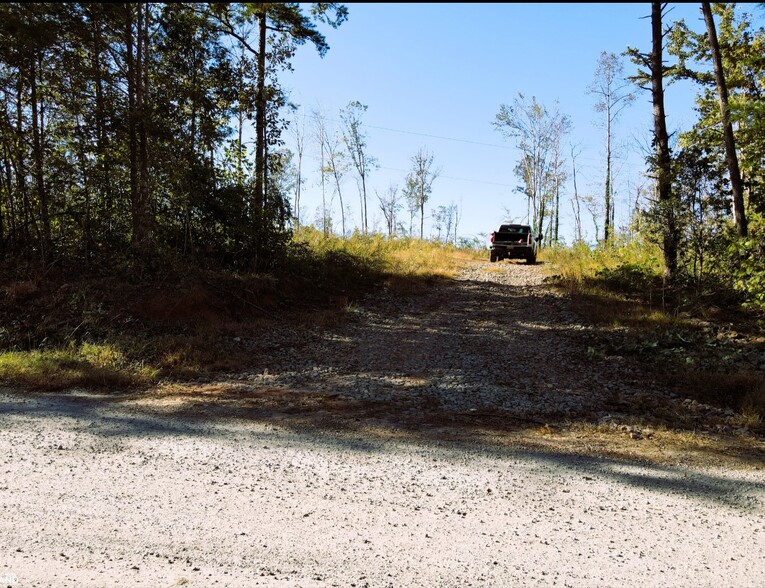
[[277, 2, 762, 244]]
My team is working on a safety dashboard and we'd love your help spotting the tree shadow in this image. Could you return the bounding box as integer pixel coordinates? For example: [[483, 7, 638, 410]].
[[2, 271, 763, 512], [2, 383, 764, 514]]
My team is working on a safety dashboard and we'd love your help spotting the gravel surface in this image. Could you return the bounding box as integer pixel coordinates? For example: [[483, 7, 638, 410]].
[[2, 260, 764, 587]]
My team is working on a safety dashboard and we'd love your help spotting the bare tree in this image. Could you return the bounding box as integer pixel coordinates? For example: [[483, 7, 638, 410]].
[[550, 137, 567, 245], [376, 183, 401, 237], [582, 194, 603, 243], [403, 148, 440, 239], [311, 107, 331, 236], [323, 129, 349, 236], [291, 110, 306, 230], [340, 101, 376, 235], [588, 51, 635, 244], [493, 93, 571, 244], [453, 199, 462, 244], [570, 143, 583, 243]]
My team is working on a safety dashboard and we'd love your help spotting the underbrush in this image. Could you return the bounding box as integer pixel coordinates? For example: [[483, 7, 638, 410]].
[[545, 239, 765, 427], [0, 231, 481, 391]]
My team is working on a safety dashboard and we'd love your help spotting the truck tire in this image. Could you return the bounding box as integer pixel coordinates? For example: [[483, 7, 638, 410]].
[[490, 251, 497, 263], [526, 255, 536, 265]]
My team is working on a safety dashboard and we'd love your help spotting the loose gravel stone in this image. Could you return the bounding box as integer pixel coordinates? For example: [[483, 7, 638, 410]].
[[1, 259, 764, 587]]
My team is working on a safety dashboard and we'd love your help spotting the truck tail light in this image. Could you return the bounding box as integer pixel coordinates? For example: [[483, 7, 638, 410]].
[[490, 232, 495, 243]]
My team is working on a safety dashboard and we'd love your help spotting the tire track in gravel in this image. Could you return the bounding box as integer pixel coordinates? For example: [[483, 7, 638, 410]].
[[1, 260, 764, 587], [229, 259, 678, 432]]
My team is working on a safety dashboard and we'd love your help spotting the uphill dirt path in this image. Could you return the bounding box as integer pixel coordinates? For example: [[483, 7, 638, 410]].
[[1, 260, 764, 587]]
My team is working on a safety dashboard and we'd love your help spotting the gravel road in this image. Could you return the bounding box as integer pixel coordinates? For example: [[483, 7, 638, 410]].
[[1, 260, 764, 587]]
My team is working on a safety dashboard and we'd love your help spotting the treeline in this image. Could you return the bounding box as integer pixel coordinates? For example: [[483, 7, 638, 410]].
[[629, 2, 764, 304], [0, 3, 346, 271]]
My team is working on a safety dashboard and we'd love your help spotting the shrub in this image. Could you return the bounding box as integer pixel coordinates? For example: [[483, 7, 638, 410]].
[[730, 212, 765, 309]]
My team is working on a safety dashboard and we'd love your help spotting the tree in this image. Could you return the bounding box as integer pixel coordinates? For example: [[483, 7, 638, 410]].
[[199, 3, 346, 267], [587, 51, 635, 243], [340, 100, 376, 234], [376, 183, 401, 238], [627, 2, 678, 282], [493, 93, 570, 245], [549, 134, 567, 245], [0, 3, 349, 270], [290, 109, 307, 229], [701, 1, 747, 237], [570, 143, 584, 243], [311, 107, 331, 236], [209, 3, 347, 221], [403, 148, 440, 240], [433, 203, 459, 244], [323, 129, 349, 236], [668, 3, 764, 227]]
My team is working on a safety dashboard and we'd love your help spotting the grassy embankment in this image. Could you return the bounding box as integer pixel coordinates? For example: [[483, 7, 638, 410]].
[[2, 231, 762, 436], [0, 229, 481, 392], [543, 239, 765, 431]]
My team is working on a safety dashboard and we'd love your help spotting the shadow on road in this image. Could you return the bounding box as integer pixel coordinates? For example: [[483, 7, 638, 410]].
[[1, 388, 763, 513]]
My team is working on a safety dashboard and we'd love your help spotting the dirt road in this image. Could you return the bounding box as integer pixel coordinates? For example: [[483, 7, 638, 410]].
[[1, 260, 764, 587]]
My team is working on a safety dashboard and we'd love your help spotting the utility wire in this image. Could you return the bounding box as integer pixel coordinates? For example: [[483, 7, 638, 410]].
[[292, 113, 608, 164], [378, 166, 516, 188], [365, 123, 516, 151], [295, 113, 515, 150]]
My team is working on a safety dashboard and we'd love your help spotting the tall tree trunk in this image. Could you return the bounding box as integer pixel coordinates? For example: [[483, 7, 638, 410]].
[[604, 104, 612, 243], [15, 73, 31, 256], [554, 181, 560, 245], [571, 145, 582, 242], [74, 113, 92, 263], [126, 5, 139, 250], [136, 2, 152, 252], [0, 98, 15, 255], [701, 1, 747, 237], [651, 1, 677, 282], [362, 172, 368, 235], [127, 3, 152, 254], [419, 187, 424, 239], [332, 170, 345, 236], [254, 9, 266, 223], [92, 5, 112, 231], [0, 149, 5, 255], [294, 128, 303, 230], [30, 56, 51, 262]]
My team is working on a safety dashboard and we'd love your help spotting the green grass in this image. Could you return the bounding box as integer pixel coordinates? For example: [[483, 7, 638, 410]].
[[0, 343, 156, 391]]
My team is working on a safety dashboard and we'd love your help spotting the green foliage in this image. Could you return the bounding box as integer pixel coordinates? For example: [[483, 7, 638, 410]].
[[594, 261, 662, 295], [729, 212, 765, 308], [0, 3, 345, 272], [667, 3, 765, 215]]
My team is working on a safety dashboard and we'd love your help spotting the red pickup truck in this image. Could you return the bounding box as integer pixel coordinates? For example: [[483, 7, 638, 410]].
[[489, 224, 541, 264]]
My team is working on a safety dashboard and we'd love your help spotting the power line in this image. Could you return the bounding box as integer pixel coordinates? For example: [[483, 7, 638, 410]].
[[364, 123, 516, 151], [378, 166, 516, 188], [292, 112, 611, 164], [295, 113, 515, 151]]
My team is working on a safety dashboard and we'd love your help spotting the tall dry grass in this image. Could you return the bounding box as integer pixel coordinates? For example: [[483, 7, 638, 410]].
[[1, 230, 484, 391], [543, 237, 663, 295], [292, 227, 481, 279]]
